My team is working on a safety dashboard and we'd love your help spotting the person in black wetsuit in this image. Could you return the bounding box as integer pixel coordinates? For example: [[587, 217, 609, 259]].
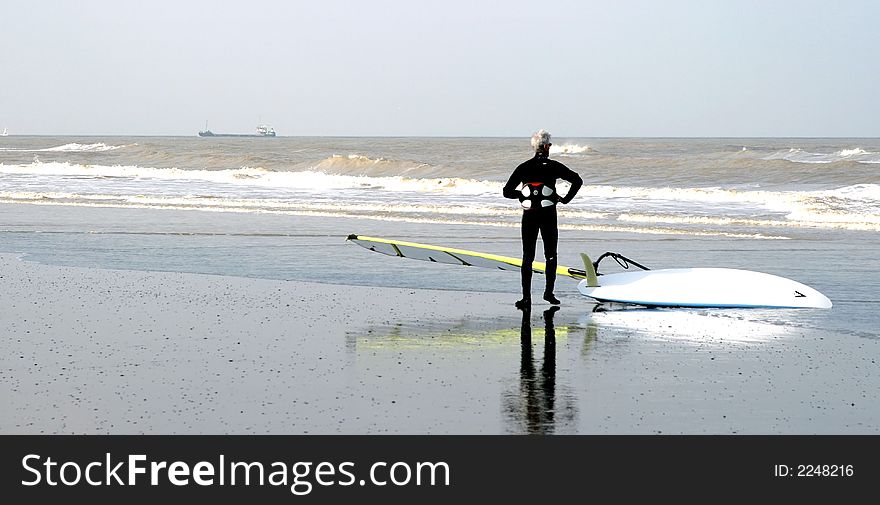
[[503, 129, 582, 310]]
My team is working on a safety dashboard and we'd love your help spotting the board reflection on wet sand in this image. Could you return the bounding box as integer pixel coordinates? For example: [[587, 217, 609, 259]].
[[347, 304, 829, 434]]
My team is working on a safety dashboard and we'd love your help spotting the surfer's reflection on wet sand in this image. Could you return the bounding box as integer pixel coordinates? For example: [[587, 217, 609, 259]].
[[503, 306, 577, 434]]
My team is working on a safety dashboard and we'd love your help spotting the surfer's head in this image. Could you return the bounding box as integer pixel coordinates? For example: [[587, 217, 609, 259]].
[[531, 129, 552, 154]]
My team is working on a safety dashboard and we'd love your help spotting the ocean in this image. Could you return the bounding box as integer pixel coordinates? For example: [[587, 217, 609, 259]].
[[1, 135, 878, 338], [2, 136, 878, 237]]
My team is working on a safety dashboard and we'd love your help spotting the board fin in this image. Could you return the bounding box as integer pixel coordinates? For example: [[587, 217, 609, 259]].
[[580, 253, 599, 287]]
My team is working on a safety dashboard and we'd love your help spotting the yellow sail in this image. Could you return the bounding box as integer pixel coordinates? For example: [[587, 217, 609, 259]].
[[346, 234, 588, 280]]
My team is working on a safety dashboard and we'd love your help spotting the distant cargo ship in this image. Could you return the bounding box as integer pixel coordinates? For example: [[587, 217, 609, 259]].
[[198, 122, 276, 137]]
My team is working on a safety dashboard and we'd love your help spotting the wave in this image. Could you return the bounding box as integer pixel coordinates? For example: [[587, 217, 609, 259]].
[[761, 147, 880, 164], [0, 191, 787, 239], [582, 184, 880, 231], [619, 211, 880, 232], [311, 154, 433, 176], [0, 161, 497, 195], [43, 142, 130, 152], [3, 161, 878, 204], [839, 148, 869, 157], [0, 143, 131, 153], [0, 160, 273, 183], [1, 161, 877, 232], [550, 144, 594, 155], [573, 184, 800, 214], [0, 191, 519, 216], [4, 160, 878, 201]]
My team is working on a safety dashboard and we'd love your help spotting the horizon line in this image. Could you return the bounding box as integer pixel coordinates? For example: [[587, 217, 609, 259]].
[[3, 134, 880, 140]]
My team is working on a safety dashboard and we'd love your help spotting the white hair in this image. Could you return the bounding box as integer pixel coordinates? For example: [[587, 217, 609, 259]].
[[530, 129, 551, 152]]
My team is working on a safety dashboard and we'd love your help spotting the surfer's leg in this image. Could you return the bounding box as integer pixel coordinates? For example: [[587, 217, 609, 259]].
[[519, 212, 539, 306], [541, 211, 560, 304]]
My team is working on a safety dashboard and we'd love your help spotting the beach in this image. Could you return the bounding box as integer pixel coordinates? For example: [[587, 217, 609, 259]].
[[1, 137, 879, 434], [1, 208, 878, 435]]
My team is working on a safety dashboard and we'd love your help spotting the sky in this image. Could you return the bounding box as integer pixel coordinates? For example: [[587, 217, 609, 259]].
[[1, 0, 878, 137]]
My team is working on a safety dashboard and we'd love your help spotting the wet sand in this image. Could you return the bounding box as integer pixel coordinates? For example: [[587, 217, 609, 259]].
[[1, 252, 877, 434]]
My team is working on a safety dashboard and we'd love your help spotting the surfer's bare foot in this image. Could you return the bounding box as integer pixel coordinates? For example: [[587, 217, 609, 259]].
[[543, 293, 561, 305], [515, 298, 531, 310]]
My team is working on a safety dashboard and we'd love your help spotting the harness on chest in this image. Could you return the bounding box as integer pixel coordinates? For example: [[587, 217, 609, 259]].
[[519, 182, 557, 210]]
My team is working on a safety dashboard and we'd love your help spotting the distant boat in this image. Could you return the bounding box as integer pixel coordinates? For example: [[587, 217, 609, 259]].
[[198, 121, 276, 137], [0, 128, 7, 137]]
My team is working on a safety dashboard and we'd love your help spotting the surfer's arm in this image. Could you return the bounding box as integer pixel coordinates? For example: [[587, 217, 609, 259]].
[[502, 167, 524, 199], [558, 165, 583, 204]]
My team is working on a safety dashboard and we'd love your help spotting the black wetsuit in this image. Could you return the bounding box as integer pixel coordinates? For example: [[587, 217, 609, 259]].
[[503, 153, 583, 301]]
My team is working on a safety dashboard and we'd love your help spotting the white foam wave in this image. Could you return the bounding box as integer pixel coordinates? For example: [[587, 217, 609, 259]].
[[0, 161, 270, 184], [0, 192, 786, 239], [0, 161, 495, 196], [42, 142, 129, 152], [550, 144, 593, 155], [625, 187, 876, 234], [0, 143, 130, 153], [0, 191, 504, 214], [838, 148, 869, 157], [1, 162, 876, 232], [575, 184, 792, 210], [619, 211, 880, 232], [580, 184, 880, 231], [560, 223, 785, 239], [762, 147, 879, 164], [4, 162, 878, 207], [813, 183, 880, 201]]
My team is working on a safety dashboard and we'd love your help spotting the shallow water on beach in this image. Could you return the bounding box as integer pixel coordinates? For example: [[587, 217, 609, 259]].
[[1, 202, 876, 340]]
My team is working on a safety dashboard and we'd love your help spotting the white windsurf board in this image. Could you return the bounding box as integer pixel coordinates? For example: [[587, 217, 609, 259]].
[[577, 268, 832, 308], [347, 235, 832, 309]]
